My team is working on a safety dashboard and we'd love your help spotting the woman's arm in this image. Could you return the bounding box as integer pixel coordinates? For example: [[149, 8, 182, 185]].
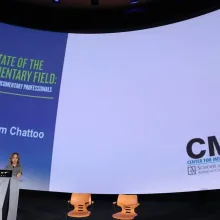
[[17, 166, 22, 178]]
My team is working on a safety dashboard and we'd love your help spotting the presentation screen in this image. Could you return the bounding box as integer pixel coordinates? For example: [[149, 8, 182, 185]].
[[0, 10, 220, 194]]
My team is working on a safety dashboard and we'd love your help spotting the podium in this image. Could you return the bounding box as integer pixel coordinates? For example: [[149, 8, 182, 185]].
[[0, 173, 20, 220], [0, 178, 10, 220]]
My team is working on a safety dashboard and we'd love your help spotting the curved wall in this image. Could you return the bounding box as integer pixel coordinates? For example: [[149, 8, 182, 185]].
[[0, 10, 219, 194]]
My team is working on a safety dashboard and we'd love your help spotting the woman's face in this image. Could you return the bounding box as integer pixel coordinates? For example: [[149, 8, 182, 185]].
[[11, 154, 18, 165]]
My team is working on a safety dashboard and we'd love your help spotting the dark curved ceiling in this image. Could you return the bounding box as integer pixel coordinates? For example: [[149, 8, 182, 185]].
[[0, 0, 219, 33], [9, 0, 153, 8]]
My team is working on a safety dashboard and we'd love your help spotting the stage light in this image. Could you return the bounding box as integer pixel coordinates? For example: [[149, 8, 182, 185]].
[[53, 0, 60, 4], [131, 0, 139, 4], [91, 0, 99, 6]]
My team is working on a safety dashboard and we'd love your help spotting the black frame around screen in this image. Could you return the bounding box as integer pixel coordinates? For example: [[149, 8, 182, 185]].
[[0, 0, 219, 33]]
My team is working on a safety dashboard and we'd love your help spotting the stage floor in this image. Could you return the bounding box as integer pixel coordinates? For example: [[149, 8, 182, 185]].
[[17, 189, 220, 220]]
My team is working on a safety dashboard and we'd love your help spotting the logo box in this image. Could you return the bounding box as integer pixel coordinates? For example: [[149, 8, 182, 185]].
[[188, 166, 196, 175]]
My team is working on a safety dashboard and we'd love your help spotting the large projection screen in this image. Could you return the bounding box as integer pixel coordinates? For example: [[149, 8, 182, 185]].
[[50, 11, 220, 194], [0, 10, 219, 194]]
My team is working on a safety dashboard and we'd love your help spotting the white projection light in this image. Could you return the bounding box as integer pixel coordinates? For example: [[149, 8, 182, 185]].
[[131, 0, 139, 4], [53, 0, 60, 4]]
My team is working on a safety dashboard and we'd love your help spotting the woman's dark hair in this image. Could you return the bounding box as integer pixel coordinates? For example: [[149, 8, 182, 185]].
[[9, 152, 20, 166]]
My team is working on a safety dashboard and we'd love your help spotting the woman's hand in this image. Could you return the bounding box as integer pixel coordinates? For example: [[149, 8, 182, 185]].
[[16, 173, 21, 179]]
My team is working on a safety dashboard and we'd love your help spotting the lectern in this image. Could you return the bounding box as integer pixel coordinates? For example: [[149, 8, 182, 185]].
[[0, 171, 20, 220]]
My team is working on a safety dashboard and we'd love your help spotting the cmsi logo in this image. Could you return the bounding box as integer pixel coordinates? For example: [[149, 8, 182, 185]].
[[186, 136, 220, 159], [186, 136, 220, 175]]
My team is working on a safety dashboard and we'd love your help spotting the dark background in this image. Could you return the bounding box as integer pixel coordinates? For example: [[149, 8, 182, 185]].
[[17, 189, 220, 220], [0, 0, 219, 33]]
